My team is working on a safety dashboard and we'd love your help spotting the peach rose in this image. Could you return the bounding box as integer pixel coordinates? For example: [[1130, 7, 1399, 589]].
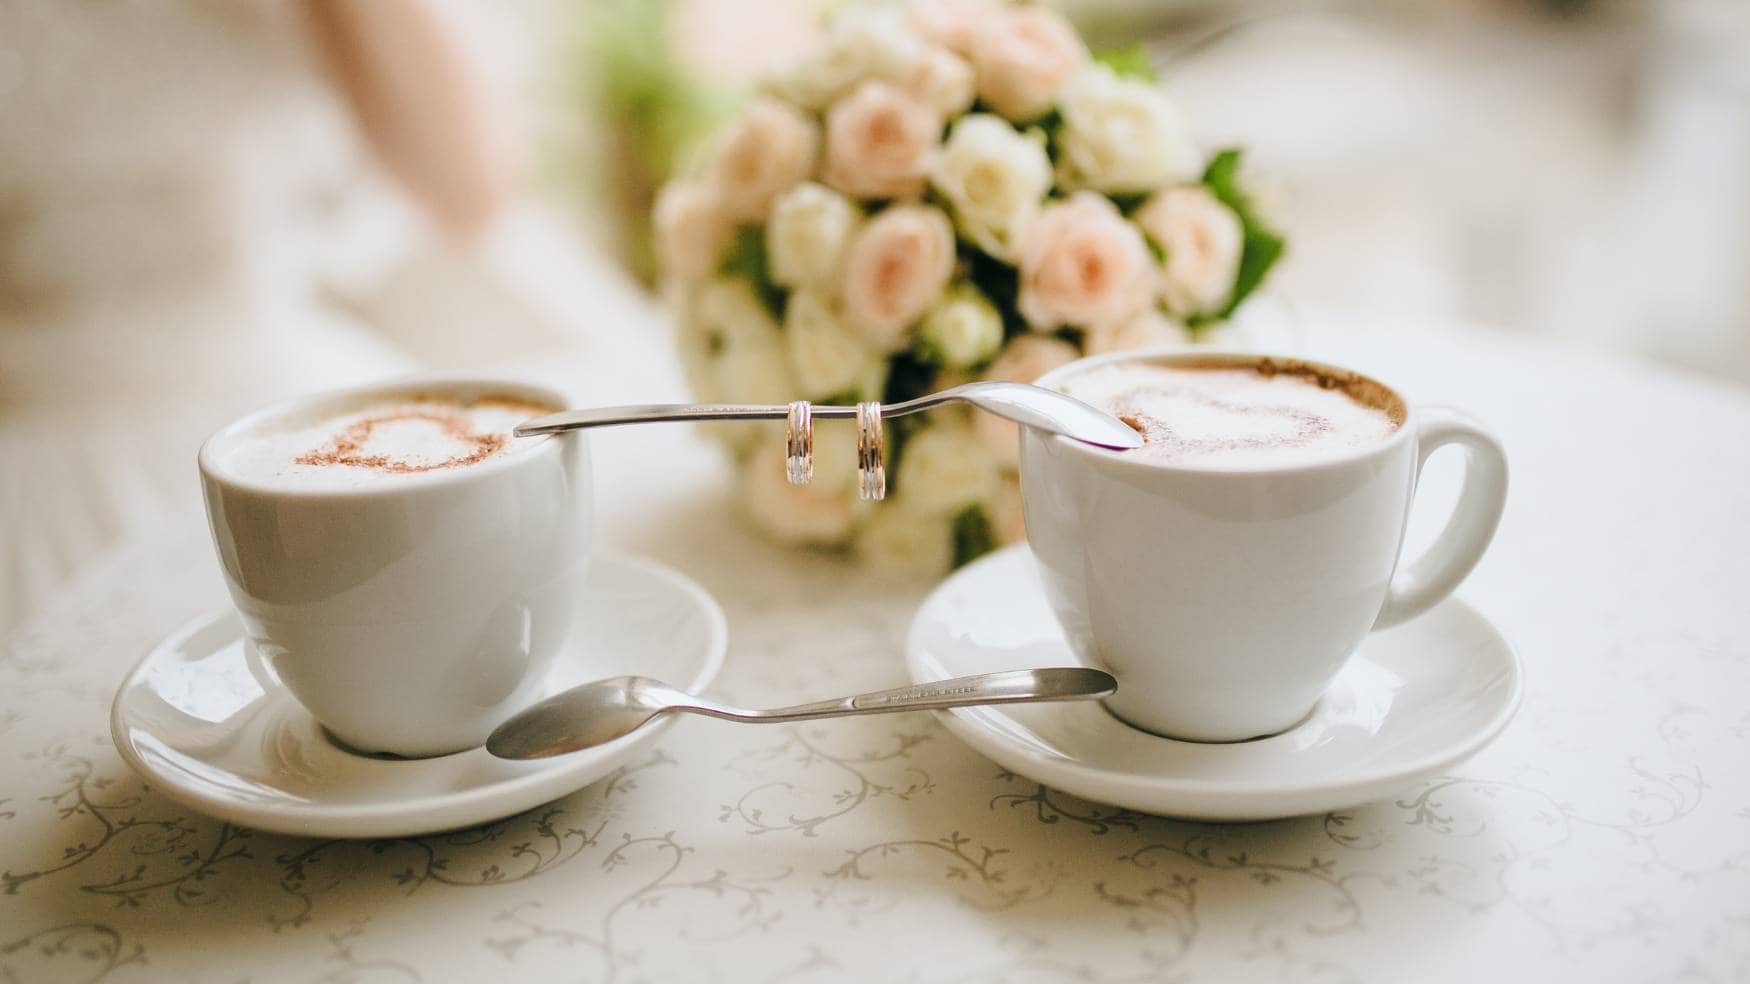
[[707, 97, 819, 222], [909, 0, 1001, 55], [840, 204, 956, 351], [900, 47, 977, 118], [653, 182, 730, 283], [1086, 308, 1191, 355], [824, 80, 942, 201], [739, 441, 856, 547], [970, 7, 1087, 122], [1134, 185, 1245, 317], [1017, 192, 1155, 331]]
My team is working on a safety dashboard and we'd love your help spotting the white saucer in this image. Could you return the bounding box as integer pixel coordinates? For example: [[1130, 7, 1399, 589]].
[[906, 545, 1522, 822], [111, 552, 726, 839]]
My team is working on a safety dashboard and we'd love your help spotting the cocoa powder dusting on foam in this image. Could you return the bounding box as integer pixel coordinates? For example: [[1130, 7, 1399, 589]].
[[1110, 392, 1337, 462], [292, 410, 509, 474], [1067, 361, 1401, 466]]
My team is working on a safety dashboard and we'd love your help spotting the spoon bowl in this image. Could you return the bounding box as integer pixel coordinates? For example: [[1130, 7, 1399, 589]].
[[486, 676, 692, 761], [897, 381, 1142, 449]]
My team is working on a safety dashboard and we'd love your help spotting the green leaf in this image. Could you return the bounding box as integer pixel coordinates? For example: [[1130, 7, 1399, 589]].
[[881, 352, 938, 474], [1032, 111, 1066, 183], [882, 351, 939, 407], [1094, 45, 1157, 82], [958, 244, 1026, 340], [565, 0, 737, 284], [718, 226, 787, 321], [951, 506, 997, 568], [1201, 148, 1286, 320], [1106, 192, 1149, 217]]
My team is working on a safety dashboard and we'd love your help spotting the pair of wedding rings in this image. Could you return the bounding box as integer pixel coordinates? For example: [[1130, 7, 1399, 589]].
[[786, 400, 884, 501]]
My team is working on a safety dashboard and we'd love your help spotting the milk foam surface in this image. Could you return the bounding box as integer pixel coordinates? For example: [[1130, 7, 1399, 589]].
[[218, 394, 557, 490], [1063, 363, 1400, 467]]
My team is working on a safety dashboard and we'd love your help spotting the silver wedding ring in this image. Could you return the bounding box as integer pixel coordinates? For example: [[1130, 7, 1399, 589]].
[[856, 401, 885, 501], [785, 400, 813, 485]]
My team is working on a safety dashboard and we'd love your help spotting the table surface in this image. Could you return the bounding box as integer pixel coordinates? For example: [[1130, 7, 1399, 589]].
[[4, 322, 1749, 984]]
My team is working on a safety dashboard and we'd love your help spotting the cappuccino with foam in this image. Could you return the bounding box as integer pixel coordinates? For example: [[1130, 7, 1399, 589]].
[[1061, 359, 1403, 467], [198, 378, 589, 756], [215, 392, 558, 490], [1022, 351, 1507, 742]]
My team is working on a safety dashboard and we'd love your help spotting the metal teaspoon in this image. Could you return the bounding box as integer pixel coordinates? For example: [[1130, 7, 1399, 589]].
[[485, 667, 1118, 760], [513, 381, 1145, 451]]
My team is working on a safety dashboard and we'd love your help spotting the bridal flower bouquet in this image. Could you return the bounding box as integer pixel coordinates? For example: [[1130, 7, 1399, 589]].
[[653, 0, 1284, 576]]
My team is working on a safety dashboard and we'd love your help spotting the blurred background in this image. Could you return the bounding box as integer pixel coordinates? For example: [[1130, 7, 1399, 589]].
[[558, 0, 1750, 377], [3, 0, 1747, 633]]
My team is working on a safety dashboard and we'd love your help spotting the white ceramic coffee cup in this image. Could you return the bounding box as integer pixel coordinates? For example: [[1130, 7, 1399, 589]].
[[1021, 350, 1508, 742], [198, 378, 591, 757]]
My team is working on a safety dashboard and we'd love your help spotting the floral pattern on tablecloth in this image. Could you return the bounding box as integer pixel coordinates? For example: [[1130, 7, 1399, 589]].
[[5, 328, 1750, 983]]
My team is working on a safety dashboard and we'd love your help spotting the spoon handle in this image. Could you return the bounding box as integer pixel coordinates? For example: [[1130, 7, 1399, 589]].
[[514, 397, 962, 437], [731, 668, 1116, 723]]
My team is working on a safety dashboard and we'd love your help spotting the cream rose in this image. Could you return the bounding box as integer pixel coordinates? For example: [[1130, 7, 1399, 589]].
[[768, 7, 977, 118], [772, 7, 931, 110], [895, 423, 1001, 515], [715, 334, 792, 404], [692, 277, 794, 428], [1134, 185, 1245, 317], [840, 204, 956, 351], [973, 334, 1081, 467], [1056, 66, 1200, 194], [766, 183, 861, 290], [653, 182, 730, 283], [739, 441, 856, 547], [1086, 308, 1191, 355], [909, 0, 999, 55], [710, 345, 791, 456], [824, 80, 941, 201], [693, 276, 778, 345], [901, 47, 976, 119], [676, 304, 724, 405], [809, 418, 862, 493], [930, 114, 1052, 259], [970, 7, 1087, 122], [1016, 192, 1155, 331], [784, 290, 878, 398], [918, 283, 1004, 368], [707, 97, 818, 222], [855, 500, 954, 579]]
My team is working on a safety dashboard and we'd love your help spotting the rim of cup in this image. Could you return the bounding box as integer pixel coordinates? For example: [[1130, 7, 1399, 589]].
[[197, 374, 572, 498], [1029, 348, 1418, 476]]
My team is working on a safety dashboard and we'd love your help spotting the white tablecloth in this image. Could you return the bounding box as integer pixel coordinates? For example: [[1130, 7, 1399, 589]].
[[3, 323, 1747, 983]]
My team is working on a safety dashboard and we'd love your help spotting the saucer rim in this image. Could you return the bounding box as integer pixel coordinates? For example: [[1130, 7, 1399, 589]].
[[905, 543, 1522, 815], [109, 551, 727, 837]]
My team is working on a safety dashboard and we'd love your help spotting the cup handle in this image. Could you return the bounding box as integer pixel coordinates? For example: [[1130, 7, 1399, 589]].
[[1373, 407, 1509, 629]]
